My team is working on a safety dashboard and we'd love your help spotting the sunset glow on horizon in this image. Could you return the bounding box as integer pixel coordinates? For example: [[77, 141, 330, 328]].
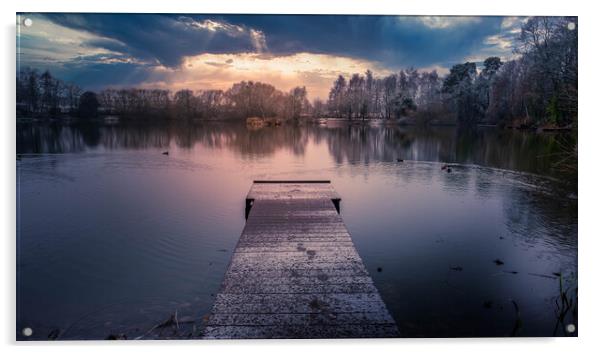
[[140, 52, 394, 100]]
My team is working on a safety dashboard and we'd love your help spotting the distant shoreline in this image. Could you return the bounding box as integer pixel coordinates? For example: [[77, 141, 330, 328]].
[[16, 116, 576, 133]]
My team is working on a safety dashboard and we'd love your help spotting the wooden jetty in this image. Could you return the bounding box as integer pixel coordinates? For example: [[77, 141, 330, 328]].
[[202, 181, 399, 339]]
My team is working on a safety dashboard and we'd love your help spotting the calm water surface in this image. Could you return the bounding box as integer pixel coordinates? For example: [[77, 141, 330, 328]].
[[16, 121, 577, 338]]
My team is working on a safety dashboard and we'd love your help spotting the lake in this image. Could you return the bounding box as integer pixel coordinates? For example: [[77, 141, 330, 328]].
[[16, 121, 577, 339]]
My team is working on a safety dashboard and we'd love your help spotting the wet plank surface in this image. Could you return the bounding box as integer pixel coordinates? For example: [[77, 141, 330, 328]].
[[246, 181, 341, 201], [202, 181, 399, 339]]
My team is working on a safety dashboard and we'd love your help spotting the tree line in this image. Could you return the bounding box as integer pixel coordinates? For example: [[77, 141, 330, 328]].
[[17, 68, 83, 117], [95, 82, 311, 120], [17, 71, 311, 121], [17, 17, 576, 128], [320, 67, 438, 122], [321, 16, 577, 128]]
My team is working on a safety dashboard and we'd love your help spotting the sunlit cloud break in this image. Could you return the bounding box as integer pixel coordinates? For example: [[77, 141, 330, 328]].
[[138, 52, 392, 100]]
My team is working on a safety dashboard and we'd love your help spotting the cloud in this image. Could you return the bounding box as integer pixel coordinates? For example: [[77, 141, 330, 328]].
[[81, 38, 129, 54], [178, 17, 244, 34], [461, 16, 528, 64], [484, 34, 513, 50], [501, 16, 529, 31], [17, 15, 116, 65], [39, 14, 270, 67], [417, 16, 482, 29], [203, 60, 233, 68]]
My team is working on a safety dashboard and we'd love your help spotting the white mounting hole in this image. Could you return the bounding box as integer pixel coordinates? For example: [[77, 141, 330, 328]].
[[567, 22, 575, 31], [23, 18, 33, 27], [22, 327, 33, 337], [566, 323, 576, 333]]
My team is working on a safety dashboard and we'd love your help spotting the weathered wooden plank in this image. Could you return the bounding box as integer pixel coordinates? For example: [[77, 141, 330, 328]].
[[230, 250, 362, 263], [201, 181, 398, 339], [239, 236, 351, 243], [246, 208, 339, 214], [211, 293, 390, 314], [244, 223, 344, 228], [240, 231, 351, 237], [219, 276, 375, 288], [237, 240, 355, 246], [247, 182, 341, 201], [220, 282, 379, 294], [226, 261, 368, 273], [242, 231, 348, 236], [206, 312, 395, 326], [239, 237, 353, 244], [222, 267, 370, 278], [235, 245, 356, 253], [203, 324, 400, 339], [243, 230, 346, 234]]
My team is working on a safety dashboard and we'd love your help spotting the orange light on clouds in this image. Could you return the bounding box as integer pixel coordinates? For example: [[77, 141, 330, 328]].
[[141, 52, 393, 100]]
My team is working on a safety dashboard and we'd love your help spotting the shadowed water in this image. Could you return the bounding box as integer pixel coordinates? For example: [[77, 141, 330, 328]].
[[16, 121, 577, 339]]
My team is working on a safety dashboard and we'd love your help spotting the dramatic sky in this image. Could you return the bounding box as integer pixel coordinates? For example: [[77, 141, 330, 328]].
[[17, 14, 526, 99]]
